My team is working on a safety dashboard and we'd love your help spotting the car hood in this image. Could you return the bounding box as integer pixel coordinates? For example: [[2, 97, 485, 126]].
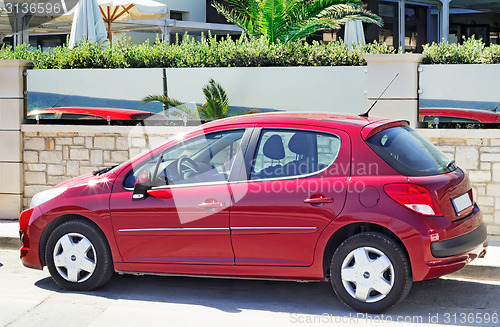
[[54, 171, 116, 189]]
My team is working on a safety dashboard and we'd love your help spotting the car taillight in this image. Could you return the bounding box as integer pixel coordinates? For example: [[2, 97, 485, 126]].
[[384, 183, 443, 216]]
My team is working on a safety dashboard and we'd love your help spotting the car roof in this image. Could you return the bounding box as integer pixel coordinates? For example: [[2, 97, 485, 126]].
[[28, 107, 161, 120], [201, 112, 406, 133]]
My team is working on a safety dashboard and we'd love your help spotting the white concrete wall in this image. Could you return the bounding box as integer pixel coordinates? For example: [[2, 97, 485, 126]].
[[166, 67, 367, 113], [420, 64, 500, 104], [27, 69, 163, 102], [27, 66, 368, 114]]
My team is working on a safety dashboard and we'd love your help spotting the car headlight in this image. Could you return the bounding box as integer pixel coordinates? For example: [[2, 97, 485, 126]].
[[30, 187, 68, 209]]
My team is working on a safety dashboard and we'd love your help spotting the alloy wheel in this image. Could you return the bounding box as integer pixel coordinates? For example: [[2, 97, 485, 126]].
[[340, 246, 395, 303], [52, 233, 97, 283]]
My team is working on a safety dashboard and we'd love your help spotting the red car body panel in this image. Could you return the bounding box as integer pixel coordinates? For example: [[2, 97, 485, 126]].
[[420, 108, 500, 123], [28, 107, 163, 120], [19, 113, 487, 283]]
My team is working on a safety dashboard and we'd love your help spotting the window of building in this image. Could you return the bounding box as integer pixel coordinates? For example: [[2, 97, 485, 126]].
[[170, 11, 183, 21]]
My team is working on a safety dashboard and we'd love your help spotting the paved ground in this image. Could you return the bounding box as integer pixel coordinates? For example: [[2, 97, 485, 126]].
[[1, 248, 499, 327]]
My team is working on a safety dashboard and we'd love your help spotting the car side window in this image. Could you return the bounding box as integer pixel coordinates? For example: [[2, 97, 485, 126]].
[[124, 129, 245, 188], [250, 129, 341, 180], [60, 113, 105, 120], [28, 113, 56, 119]]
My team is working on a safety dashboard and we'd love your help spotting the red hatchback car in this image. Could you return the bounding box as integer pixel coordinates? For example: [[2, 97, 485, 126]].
[[27, 107, 165, 121], [19, 113, 487, 313]]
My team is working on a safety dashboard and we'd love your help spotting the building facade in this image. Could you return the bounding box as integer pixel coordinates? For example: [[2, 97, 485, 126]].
[[318, 1, 500, 52], [0, 0, 240, 48], [365, 0, 500, 52], [1, 0, 500, 51]]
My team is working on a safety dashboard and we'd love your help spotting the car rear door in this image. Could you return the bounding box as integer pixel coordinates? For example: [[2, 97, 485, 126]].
[[229, 125, 351, 266]]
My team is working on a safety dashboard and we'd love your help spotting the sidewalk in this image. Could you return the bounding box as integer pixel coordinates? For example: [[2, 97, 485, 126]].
[[1, 219, 499, 281], [0, 220, 21, 250]]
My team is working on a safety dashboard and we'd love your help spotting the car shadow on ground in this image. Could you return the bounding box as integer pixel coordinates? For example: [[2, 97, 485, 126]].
[[35, 274, 499, 326]]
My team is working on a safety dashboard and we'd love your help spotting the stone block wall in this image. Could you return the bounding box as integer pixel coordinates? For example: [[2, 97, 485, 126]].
[[22, 125, 190, 208], [418, 129, 500, 236]]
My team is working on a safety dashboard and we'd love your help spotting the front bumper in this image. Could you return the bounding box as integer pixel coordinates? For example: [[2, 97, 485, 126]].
[[431, 223, 487, 258], [19, 207, 44, 270]]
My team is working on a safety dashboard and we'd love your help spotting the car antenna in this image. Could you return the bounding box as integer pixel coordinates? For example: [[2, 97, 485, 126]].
[[51, 92, 72, 108], [359, 73, 399, 117], [490, 102, 500, 112]]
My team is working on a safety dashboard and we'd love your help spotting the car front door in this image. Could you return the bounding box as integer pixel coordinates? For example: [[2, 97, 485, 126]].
[[110, 129, 248, 265], [229, 126, 351, 266]]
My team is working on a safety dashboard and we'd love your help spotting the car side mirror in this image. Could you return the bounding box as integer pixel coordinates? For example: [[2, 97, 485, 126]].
[[132, 171, 151, 201]]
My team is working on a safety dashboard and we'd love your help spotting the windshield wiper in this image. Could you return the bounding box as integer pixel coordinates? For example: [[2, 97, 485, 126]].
[[92, 165, 118, 176], [445, 159, 455, 170]]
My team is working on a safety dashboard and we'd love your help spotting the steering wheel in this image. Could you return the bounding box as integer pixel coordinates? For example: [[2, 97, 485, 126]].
[[177, 156, 201, 178]]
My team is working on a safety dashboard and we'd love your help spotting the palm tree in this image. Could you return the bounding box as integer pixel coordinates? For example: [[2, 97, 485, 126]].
[[143, 78, 257, 120], [212, 0, 382, 43]]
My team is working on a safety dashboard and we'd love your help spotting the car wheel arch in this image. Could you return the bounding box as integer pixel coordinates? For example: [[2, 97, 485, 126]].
[[38, 214, 112, 267], [322, 222, 411, 279]]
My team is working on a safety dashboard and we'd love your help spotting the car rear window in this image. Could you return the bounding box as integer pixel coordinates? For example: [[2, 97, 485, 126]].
[[250, 129, 341, 180], [365, 126, 456, 176]]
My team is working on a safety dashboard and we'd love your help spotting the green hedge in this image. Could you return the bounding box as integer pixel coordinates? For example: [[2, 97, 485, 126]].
[[423, 37, 500, 64], [0, 34, 395, 69], [6, 35, 498, 68]]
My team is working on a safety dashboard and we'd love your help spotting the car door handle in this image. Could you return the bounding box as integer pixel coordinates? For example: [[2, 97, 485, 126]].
[[304, 197, 333, 204], [198, 201, 226, 209]]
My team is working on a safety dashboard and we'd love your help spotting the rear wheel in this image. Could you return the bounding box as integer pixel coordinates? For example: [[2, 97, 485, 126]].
[[45, 220, 113, 291], [329, 232, 412, 313]]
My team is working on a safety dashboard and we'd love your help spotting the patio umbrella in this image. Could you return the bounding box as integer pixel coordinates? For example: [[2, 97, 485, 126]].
[[344, 20, 365, 49], [97, 0, 168, 42], [69, 0, 109, 49]]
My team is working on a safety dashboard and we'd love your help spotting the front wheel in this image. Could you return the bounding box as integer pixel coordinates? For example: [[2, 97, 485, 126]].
[[330, 232, 412, 313], [45, 220, 113, 291]]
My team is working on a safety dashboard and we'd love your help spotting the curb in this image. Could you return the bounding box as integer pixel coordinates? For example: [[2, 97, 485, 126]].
[[0, 236, 21, 251], [448, 265, 500, 281]]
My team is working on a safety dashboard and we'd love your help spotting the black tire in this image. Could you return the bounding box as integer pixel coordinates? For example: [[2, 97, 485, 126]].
[[329, 232, 412, 313], [45, 220, 113, 291]]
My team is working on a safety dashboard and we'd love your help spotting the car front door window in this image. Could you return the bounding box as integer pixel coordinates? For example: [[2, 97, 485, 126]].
[[123, 130, 245, 189], [155, 130, 245, 186]]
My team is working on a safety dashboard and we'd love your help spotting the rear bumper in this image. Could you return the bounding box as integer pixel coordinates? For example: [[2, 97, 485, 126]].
[[423, 240, 488, 280], [397, 203, 488, 281], [421, 223, 488, 280], [431, 223, 487, 258]]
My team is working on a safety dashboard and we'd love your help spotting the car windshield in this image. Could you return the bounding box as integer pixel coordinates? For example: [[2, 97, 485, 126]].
[[366, 126, 456, 176]]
